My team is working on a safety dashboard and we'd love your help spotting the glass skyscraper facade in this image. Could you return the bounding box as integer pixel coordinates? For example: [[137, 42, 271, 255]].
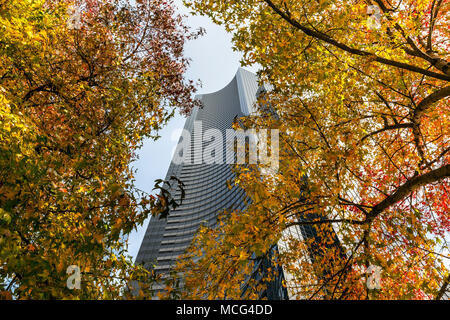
[[135, 68, 288, 297], [135, 68, 346, 300]]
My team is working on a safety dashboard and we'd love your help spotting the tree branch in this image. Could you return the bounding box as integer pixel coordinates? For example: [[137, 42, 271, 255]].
[[367, 164, 450, 220], [360, 123, 413, 143], [263, 0, 450, 81], [435, 274, 449, 300], [412, 86, 450, 123], [372, 0, 449, 76]]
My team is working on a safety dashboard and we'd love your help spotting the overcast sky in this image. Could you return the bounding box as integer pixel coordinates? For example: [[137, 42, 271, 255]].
[[126, 1, 259, 261]]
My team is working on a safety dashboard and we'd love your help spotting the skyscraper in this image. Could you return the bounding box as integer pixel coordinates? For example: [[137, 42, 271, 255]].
[[135, 68, 266, 292], [135, 68, 344, 300]]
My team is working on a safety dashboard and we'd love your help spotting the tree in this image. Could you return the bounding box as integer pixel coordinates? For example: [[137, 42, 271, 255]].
[[176, 0, 449, 299], [0, 0, 200, 299]]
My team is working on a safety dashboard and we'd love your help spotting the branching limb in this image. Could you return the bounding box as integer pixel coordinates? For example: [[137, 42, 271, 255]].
[[263, 0, 450, 81], [367, 164, 450, 220]]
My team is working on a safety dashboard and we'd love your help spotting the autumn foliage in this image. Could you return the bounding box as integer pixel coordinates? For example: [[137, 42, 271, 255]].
[[176, 0, 449, 299], [0, 0, 199, 299]]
